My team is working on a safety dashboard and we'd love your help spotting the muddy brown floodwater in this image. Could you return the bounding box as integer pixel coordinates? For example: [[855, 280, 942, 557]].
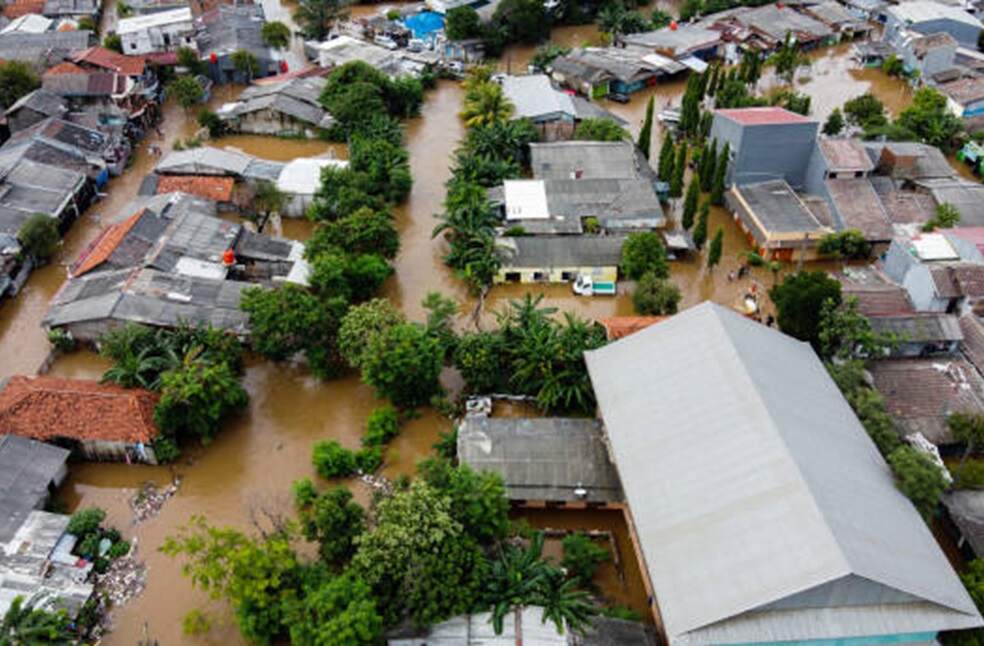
[[0, 20, 935, 643]]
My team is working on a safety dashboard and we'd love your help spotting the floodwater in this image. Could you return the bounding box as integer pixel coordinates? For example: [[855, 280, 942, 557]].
[[0, 19, 934, 644]]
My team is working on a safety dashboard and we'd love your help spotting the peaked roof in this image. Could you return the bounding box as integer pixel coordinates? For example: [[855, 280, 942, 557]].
[[585, 302, 982, 644], [0, 375, 159, 444], [71, 208, 146, 277], [70, 45, 145, 76]]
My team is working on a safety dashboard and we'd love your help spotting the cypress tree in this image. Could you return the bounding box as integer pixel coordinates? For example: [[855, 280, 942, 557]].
[[701, 139, 717, 192], [697, 139, 710, 179], [693, 200, 710, 249], [638, 96, 655, 160], [707, 64, 719, 97], [708, 228, 724, 270], [711, 141, 729, 205], [670, 142, 687, 198], [657, 135, 674, 182], [699, 110, 713, 138], [682, 177, 700, 230]]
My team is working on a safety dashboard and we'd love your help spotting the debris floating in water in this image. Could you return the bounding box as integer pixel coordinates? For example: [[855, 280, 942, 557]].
[[130, 479, 181, 526]]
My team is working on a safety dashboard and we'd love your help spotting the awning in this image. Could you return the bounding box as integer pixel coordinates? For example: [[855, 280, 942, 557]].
[[679, 55, 709, 73]]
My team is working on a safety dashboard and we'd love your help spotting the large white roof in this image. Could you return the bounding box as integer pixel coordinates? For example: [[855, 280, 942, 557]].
[[275, 157, 348, 194], [503, 179, 549, 220], [887, 0, 981, 28], [117, 7, 191, 34], [585, 302, 982, 644], [499, 74, 576, 121]]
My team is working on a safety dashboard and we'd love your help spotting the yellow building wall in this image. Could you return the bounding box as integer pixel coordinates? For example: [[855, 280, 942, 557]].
[[495, 265, 618, 284]]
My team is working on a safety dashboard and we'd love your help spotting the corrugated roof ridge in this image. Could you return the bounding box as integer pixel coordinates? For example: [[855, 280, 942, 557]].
[[677, 303, 853, 633], [72, 208, 146, 277]]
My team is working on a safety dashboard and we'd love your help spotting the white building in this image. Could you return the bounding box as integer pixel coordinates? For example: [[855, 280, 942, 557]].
[[276, 157, 348, 217], [117, 7, 194, 55]]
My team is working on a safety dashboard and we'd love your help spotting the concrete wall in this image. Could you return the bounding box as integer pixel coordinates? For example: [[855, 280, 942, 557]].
[[494, 264, 618, 284], [121, 21, 195, 54], [79, 439, 157, 464], [709, 114, 819, 188], [230, 110, 321, 138]]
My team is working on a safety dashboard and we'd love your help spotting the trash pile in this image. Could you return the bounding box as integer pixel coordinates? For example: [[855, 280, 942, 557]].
[[130, 478, 180, 525], [360, 472, 393, 496], [88, 544, 148, 640]]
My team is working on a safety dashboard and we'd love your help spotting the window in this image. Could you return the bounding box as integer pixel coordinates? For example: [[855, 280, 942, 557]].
[[130, 43, 137, 50], [504, 272, 521, 282]]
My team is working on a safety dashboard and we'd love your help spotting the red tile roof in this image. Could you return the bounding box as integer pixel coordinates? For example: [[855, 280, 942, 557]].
[[71, 46, 146, 77], [715, 107, 813, 126], [599, 316, 667, 340], [143, 51, 179, 66], [71, 209, 145, 277], [0, 376, 160, 444], [156, 175, 235, 202], [43, 61, 87, 76], [2, 0, 44, 18]]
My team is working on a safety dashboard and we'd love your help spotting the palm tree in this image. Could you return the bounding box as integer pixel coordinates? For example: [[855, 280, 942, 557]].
[[1, 595, 74, 644], [535, 570, 597, 635], [231, 49, 260, 83], [102, 345, 178, 390], [485, 533, 553, 634], [292, 0, 348, 41], [460, 82, 514, 128]]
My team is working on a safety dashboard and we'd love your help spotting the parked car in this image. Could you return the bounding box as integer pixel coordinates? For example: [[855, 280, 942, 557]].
[[573, 274, 616, 296], [608, 92, 630, 104], [374, 35, 398, 50]]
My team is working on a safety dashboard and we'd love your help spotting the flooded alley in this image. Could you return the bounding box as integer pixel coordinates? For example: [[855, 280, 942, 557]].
[[0, 13, 933, 642]]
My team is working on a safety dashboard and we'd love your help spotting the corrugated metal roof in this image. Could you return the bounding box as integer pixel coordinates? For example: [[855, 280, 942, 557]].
[[497, 235, 625, 268], [500, 74, 576, 120], [585, 303, 983, 644]]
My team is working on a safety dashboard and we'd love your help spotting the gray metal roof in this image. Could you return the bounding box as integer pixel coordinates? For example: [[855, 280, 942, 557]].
[[886, 0, 981, 28], [0, 157, 86, 236], [156, 147, 253, 176], [0, 30, 91, 64], [621, 25, 722, 56], [944, 490, 984, 557], [500, 74, 576, 121], [0, 435, 68, 544], [585, 302, 983, 644], [222, 77, 333, 129], [457, 417, 623, 503], [732, 180, 826, 234], [496, 235, 625, 269], [916, 178, 984, 226], [869, 313, 963, 343], [530, 141, 651, 181]]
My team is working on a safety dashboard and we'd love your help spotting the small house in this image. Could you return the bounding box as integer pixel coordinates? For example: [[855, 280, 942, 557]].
[[725, 179, 831, 261], [498, 74, 627, 141], [550, 47, 666, 99], [494, 235, 624, 284], [938, 76, 984, 119], [0, 156, 90, 238], [709, 107, 820, 187], [621, 24, 723, 61], [155, 146, 285, 182], [216, 77, 334, 137], [0, 29, 92, 66], [883, 0, 982, 48], [869, 357, 984, 445], [0, 376, 161, 463], [276, 157, 349, 217], [117, 7, 195, 55], [882, 233, 984, 313], [896, 31, 958, 79], [2, 89, 69, 134], [196, 5, 279, 84], [803, 0, 872, 36], [457, 417, 623, 506], [142, 174, 238, 210], [868, 312, 963, 356], [0, 435, 69, 542], [41, 0, 99, 20]]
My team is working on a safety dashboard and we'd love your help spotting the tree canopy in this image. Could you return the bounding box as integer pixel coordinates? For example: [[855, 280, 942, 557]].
[[769, 271, 842, 349], [0, 60, 39, 110]]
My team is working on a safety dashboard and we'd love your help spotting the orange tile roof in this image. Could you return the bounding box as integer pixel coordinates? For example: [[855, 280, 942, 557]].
[[43, 61, 87, 76], [71, 209, 146, 277], [598, 316, 667, 340], [156, 175, 235, 202], [2, 0, 44, 18], [0, 375, 160, 444], [71, 46, 146, 77], [56, 21, 75, 31]]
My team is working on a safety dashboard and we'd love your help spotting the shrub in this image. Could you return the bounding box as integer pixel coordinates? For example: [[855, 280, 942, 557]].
[[67, 507, 106, 539], [561, 532, 610, 588], [818, 230, 871, 259], [312, 440, 357, 479], [955, 459, 984, 489], [888, 445, 947, 520], [47, 328, 76, 353], [107, 540, 131, 559], [17, 213, 60, 262], [152, 435, 181, 463], [632, 273, 681, 316], [197, 109, 225, 138], [355, 447, 383, 473], [363, 405, 400, 447], [620, 232, 668, 280]]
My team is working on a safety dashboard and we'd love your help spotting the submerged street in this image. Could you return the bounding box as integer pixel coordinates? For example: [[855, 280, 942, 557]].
[[0, 12, 930, 642]]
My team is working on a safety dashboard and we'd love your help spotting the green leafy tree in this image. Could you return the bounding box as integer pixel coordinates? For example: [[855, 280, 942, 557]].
[[232, 49, 261, 82], [337, 299, 405, 370], [198, 108, 225, 137], [700, 140, 717, 192], [949, 412, 984, 476], [446, 5, 482, 40], [620, 231, 669, 280], [363, 405, 401, 447], [293, 0, 348, 40], [773, 33, 810, 83], [491, 0, 549, 42], [561, 532, 610, 589], [823, 107, 845, 136], [657, 135, 674, 182], [312, 440, 357, 478], [887, 446, 947, 521], [161, 517, 300, 643], [670, 142, 687, 198], [349, 135, 412, 203], [453, 331, 506, 393], [818, 230, 871, 259], [693, 200, 710, 249], [168, 76, 205, 109], [251, 180, 287, 231], [461, 82, 514, 127], [351, 481, 489, 626], [637, 96, 655, 159], [711, 142, 728, 205], [261, 21, 291, 49], [154, 359, 248, 444], [651, 8, 672, 27], [177, 46, 204, 74], [682, 177, 700, 230], [287, 573, 383, 646], [818, 296, 895, 360], [17, 214, 59, 262], [530, 44, 570, 71], [67, 507, 106, 539], [707, 228, 723, 270], [361, 323, 444, 408], [0, 596, 73, 645], [0, 60, 39, 110], [897, 87, 964, 151], [573, 117, 628, 142], [923, 202, 961, 232], [418, 458, 510, 543], [633, 272, 681, 315], [826, 361, 902, 457], [769, 271, 842, 349], [293, 479, 365, 567], [843, 93, 887, 129], [103, 34, 123, 53]]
